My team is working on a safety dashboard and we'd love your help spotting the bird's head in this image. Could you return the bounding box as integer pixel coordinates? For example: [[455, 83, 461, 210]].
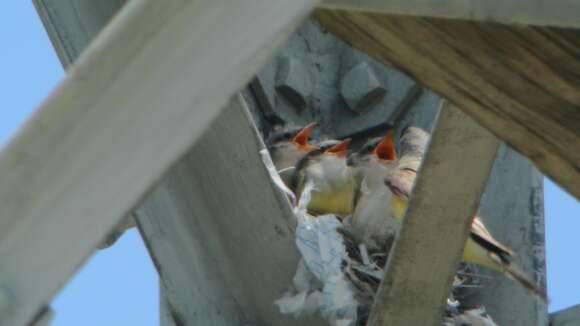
[[347, 130, 398, 187], [289, 138, 351, 192], [323, 138, 351, 158], [290, 122, 318, 152], [313, 138, 352, 174], [373, 130, 397, 162], [267, 122, 318, 172]]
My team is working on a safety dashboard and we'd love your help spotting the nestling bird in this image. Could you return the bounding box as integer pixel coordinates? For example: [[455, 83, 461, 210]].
[[266, 123, 318, 186], [345, 131, 400, 248], [384, 127, 547, 300], [292, 138, 356, 216]]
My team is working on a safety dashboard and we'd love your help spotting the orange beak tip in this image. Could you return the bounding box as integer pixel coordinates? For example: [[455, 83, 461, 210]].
[[292, 122, 317, 147], [374, 132, 397, 161], [306, 121, 317, 129], [327, 138, 351, 156]]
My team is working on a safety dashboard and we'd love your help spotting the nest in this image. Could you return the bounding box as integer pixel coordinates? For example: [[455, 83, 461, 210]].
[[336, 221, 497, 326]]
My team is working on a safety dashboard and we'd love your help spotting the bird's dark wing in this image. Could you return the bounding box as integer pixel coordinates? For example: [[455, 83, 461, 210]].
[[470, 216, 515, 262], [384, 169, 416, 200]]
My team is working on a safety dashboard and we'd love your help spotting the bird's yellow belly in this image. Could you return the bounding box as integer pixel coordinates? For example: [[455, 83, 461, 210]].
[[391, 196, 407, 223], [391, 196, 500, 271], [308, 187, 354, 216], [462, 237, 501, 271]]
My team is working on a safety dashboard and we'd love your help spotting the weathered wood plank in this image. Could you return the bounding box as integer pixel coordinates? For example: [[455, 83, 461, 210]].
[[550, 304, 580, 326], [34, 1, 322, 324], [314, 10, 580, 199], [368, 102, 500, 325], [34, 0, 138, 250], [0, 0, 315, 324], [319, 0, 580, 28], [135, 96, 324, 325]]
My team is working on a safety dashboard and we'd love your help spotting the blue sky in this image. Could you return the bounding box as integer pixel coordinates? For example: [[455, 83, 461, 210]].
[[0, 2, 578, 325]]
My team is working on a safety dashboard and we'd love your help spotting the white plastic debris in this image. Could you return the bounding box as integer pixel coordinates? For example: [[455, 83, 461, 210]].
[[266, 157, 497, 326], [275, 180, 358, 325], [259, 148, 297, 206], [445, 307, 499, 326], [275, 213, 358, 325]]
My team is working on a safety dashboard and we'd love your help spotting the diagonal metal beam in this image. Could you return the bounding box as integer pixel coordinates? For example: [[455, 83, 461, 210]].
[[34, 1, 325, 324], [33, 0, 127, 66], [550, 304, 580, 326], [0, 0, 316, 325], [368, 102, 500, 325], [135, 97, 324, 325]]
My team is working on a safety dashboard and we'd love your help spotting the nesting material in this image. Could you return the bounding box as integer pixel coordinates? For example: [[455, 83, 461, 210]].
[[275, 180, 358, 325], [266, 129, 499, 325], [276, 209, 498, 325], [275, 213, 358, 325]]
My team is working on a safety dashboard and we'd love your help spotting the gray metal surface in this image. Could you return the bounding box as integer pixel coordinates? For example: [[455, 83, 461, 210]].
[[34, 0, 126, 66], [551, 304, 580, 326], [252, 19, 420, 140], [32, 2, 547, 324], [135, 98, 324, 325], [30, 1, 318, 326], [250, 18, 546, 326]]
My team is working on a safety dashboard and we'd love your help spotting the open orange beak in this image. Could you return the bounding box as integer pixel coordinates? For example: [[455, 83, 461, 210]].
[[326, 138, 351, 157], [292, 122, 317, 151], [373, 130, 397, 161]]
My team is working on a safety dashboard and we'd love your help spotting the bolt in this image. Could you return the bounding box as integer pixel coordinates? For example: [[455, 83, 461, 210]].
[[275, 56, 313, 111], [340, 62, 386, 114]]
